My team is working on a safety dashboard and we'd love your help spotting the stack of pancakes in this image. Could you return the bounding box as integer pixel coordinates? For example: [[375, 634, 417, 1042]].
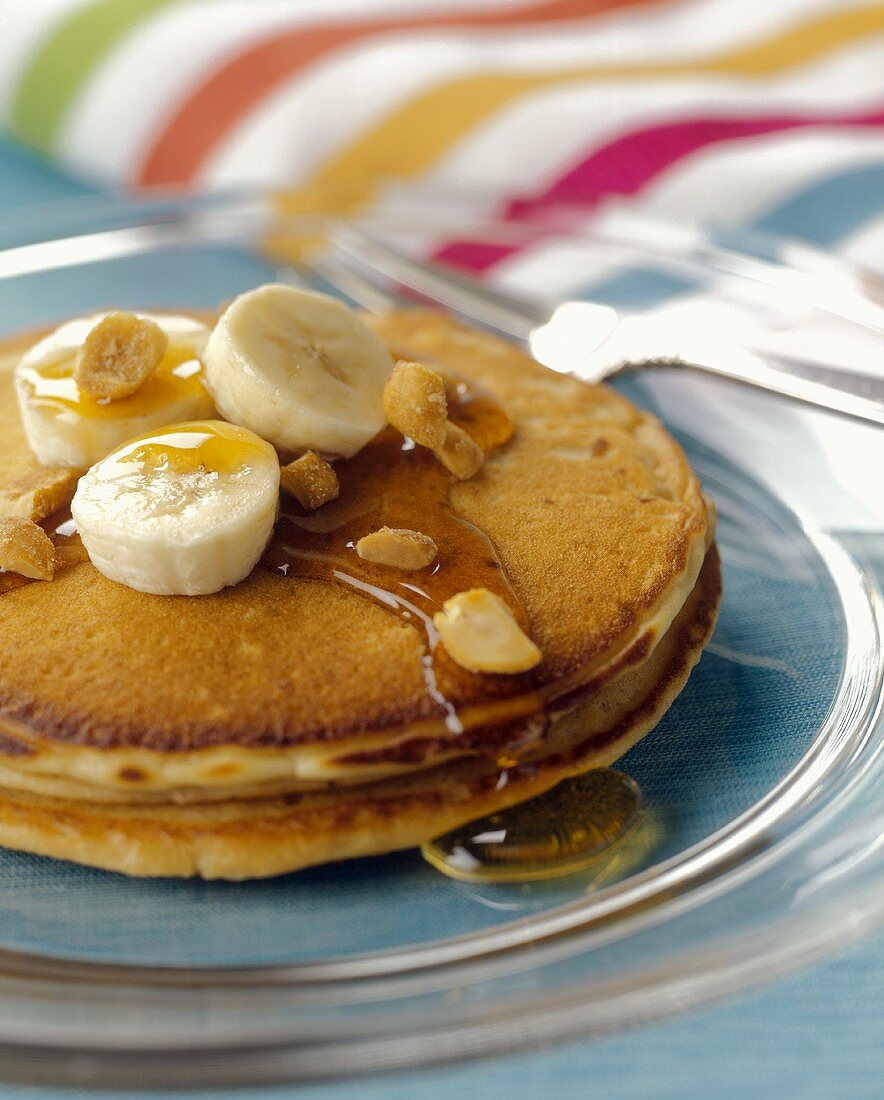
[[0, 310, 720, 879]]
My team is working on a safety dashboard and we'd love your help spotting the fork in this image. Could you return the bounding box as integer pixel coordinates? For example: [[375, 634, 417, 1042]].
[[305, 223, 884, 429]]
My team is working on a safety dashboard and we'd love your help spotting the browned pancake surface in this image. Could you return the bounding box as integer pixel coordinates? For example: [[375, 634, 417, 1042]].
[[0, 311, 708, 752]]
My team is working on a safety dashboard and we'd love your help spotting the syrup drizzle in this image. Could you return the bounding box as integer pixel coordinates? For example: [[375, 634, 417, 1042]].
[[21, 344, 208, 422], [263, 372, 524, 732]]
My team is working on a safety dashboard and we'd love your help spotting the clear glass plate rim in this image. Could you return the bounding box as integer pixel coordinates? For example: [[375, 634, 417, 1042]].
[[0, 196, 879, 981], [0, 511, 878, 994], [0, 198, 881, 1084]]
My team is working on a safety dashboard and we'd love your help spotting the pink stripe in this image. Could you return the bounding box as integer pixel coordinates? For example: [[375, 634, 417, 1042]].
[[433, 106, 884, 273]]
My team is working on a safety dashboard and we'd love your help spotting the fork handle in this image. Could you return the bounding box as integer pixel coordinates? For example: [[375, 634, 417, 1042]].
[[674, 353, 884, 428]]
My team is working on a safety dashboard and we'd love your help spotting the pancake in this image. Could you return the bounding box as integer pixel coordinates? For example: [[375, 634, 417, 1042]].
[[0, 546, 720, 879], [0, 310, 710, 800]]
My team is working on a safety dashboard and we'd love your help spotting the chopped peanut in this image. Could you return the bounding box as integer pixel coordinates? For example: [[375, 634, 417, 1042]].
[[436, 422, 484, 480], [74, 312, 168, 400], [0, 468, 79, 523], [356, 527, 437, 570], [434, 588, 541, 674], [383, 358, 485, 480], [0, 517, 55, 581], [383, 360, 448, 449], [280, 451, 339, 510]]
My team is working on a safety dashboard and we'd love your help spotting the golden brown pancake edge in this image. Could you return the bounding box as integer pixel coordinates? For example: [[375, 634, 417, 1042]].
[[0, 546, 721, 879], [0, 310, 710, 768]]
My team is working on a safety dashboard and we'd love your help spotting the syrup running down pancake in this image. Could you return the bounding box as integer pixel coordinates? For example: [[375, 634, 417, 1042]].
[[0, 547, 720, 879], [0, 306, 717, 877]]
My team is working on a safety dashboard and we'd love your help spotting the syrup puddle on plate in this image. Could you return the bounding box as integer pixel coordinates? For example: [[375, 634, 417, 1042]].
[[421, 769, 644, 884]]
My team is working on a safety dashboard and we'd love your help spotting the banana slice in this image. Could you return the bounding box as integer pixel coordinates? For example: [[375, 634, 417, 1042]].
[[15, 312, 215, 469], [204, 284, 392, 458], [71, 421, 280, 596]]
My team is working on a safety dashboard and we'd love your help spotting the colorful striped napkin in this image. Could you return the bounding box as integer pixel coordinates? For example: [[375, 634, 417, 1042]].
[[0, 0, 882, 284]]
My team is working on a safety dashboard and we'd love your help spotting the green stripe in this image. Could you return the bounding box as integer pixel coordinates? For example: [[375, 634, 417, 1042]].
[[10, 0, 177, 150]]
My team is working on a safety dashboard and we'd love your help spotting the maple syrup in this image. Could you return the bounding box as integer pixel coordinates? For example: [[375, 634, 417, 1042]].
[[421, 769, 643, 883], [20, 344, 208, 422], [265, 372, 523, 732], [108, 420, 267, 477], [0, 423, 264, 595]]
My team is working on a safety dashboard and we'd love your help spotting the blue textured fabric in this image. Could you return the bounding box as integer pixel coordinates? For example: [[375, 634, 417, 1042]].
[[0, 135, 880, 1097]]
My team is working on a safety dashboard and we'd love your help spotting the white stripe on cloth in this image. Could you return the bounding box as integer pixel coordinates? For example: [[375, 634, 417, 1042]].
[[57, 0, 519, 183], [839, 209, 884, 269], [489, 132, 884, 298], [391, 38, 884, 260], [420, 38, 884, 196], [199, 0, 865, 190], [628, 129, 884, 226]]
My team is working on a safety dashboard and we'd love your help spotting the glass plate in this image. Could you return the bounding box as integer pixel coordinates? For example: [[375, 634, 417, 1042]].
[[0, 196, 880, 1088]]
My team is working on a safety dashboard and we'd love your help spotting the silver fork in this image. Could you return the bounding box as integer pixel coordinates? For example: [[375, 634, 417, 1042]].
[[304, 223, 884, 429]]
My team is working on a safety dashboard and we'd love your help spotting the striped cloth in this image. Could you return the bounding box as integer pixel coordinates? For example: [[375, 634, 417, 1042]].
[[0, 0, 882, 286]]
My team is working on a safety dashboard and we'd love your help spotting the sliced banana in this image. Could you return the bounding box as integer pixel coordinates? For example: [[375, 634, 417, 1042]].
[[15, 312, 215, 470], [71, 421, 280, 596], [203, 284, 392, 458]]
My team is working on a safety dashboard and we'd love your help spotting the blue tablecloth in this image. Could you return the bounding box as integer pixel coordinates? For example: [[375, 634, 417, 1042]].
[[0, 135, 880, 1099]]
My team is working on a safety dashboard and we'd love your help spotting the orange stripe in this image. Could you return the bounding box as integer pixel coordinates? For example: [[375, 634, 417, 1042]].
[[137, 0, 666, 185]]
